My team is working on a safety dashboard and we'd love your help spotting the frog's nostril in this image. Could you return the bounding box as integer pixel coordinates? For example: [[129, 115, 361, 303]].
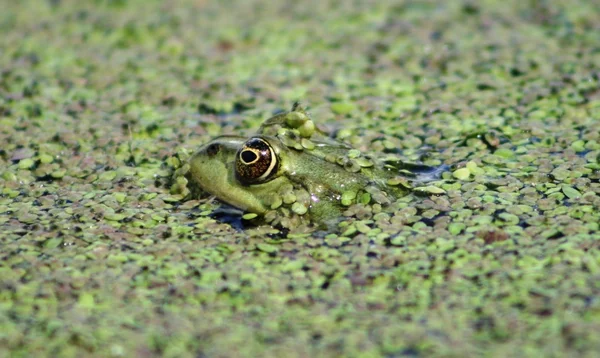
[[206, 144, 220, 156]]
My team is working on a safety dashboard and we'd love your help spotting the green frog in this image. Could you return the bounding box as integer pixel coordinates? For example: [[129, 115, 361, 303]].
[[187, 103, 445, 228]]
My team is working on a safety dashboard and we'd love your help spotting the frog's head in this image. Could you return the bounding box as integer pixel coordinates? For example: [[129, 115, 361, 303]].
[[188, 135, 290, 214]]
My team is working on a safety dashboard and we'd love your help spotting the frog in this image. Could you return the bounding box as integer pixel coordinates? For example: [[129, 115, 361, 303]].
[[187, 102, 445, 228]]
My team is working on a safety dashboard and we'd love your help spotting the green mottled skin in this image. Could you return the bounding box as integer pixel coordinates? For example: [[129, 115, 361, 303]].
[[188, 106, 417, 222]]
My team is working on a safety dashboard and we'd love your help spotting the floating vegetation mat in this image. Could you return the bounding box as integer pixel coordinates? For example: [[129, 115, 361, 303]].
[[1, 0, 599, 356]]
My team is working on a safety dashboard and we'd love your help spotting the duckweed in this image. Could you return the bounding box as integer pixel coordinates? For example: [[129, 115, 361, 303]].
[[1, 1, 599, 357]]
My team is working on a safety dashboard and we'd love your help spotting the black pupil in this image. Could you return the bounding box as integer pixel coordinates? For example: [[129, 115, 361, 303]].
[[241, 150, 257, 163]]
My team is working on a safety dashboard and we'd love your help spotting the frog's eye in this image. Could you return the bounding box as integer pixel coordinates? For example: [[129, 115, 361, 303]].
[[235, 137, 278, 184]]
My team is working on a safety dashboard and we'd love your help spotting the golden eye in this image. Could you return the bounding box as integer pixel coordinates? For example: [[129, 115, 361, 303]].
[[235, 137, 278, 184]]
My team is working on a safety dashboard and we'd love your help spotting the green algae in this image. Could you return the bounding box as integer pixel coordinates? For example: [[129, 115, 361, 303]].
[[1, 0, 600, 357]]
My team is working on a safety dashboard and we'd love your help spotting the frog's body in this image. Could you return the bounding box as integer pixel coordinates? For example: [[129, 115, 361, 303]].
[[187, 103, 440, 227]]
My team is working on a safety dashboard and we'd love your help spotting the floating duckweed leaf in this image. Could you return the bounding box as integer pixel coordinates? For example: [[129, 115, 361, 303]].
[[285, 111, 307, 128], [170, 176, 189, 196], [39, 153, 54, 164], [279, 183, 294, 194], [301, 138, 315, 150], [372, 191, 390, 205], [336, 128, 353, 139], [104, 213, 126, 221], [367, 186, 391, 205], [78, 292, 95, 309], [562, 185, 581, 199], [18, 158, 35, 169], [163, 194, 185, 202], [448, 222, 465, 235], [51, 169, 66, 179], [386, 178, 404, 186], [291, 202, 308, 215], [264, 210, 278, 223], [113, 192, 126, 203], [276, 127, 288, 137], [269, 195, 283, 210], [347, 149, 361, 158], [298, 120, 315, 138], [570, 140, 585, 152], [341, 225, 357, 237], [452, 167, 471, 180], [494, 148, 514, 159], [331, 102, 356, 115], [390, 235, 406, 246], [355, 221, 371, 234], [498, 213, 519, 225], [282, 192, 297, 204], [414, 186, 446, 195], [256, 243, 278, 253], [341, 191, 357, 206], [371, 204, 382, 215], [44, 237, 63, 249], [359, 192, 371, 205], [355, 157, 374, 167], [325, 236, 343, 247], [540, 228, 560, 239], [466, 161, 484, 175], [242, 213, 258, 220], [174, 163, 191, 177], [166, 156, 181, 168], [99, 171, 117, 182], [2, 171, 17, 181], [294, 189, 311, 206], [279, 134, 298, 149]]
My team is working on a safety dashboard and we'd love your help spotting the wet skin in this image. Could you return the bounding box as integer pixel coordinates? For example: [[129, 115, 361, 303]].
[[187, 103, 442, 226]]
